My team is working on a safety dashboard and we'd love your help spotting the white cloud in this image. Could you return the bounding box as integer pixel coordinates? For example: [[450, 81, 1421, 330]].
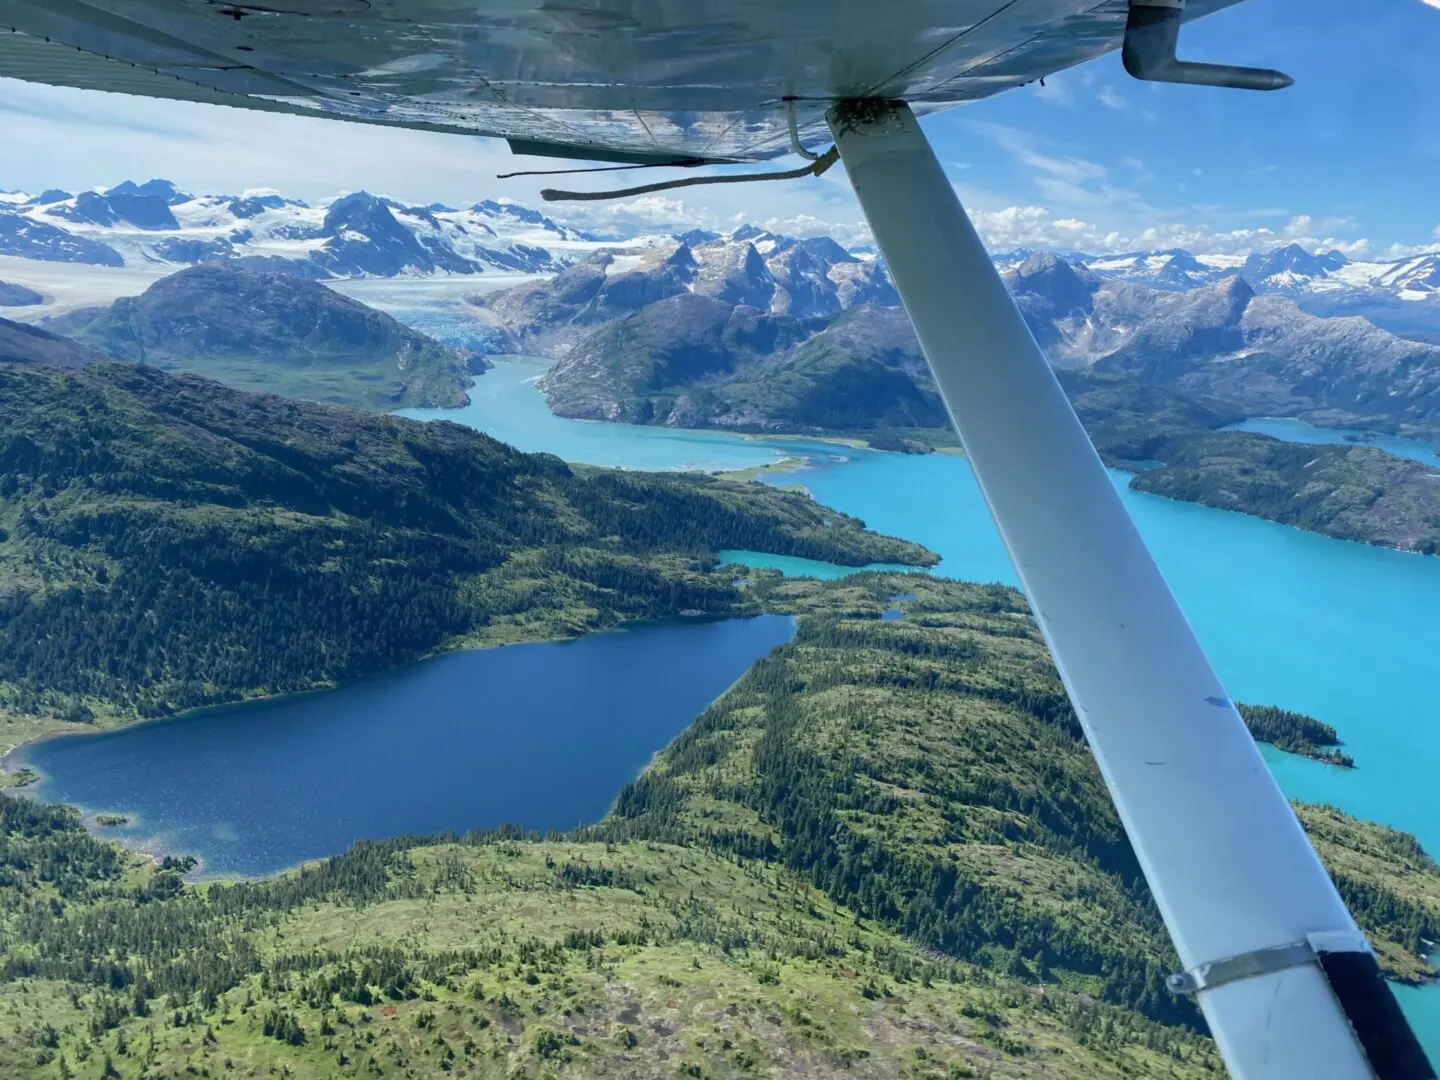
[[964, 121, 1151, 219], [567, 195, 704, 238], [959, 202, 1384, 258], [1380, 241, 1440, 259], [1096, 86, 1128, 112], [754, 214, 873, 247], [1093, 85, 1155, 122], [1282, 215, 1315, 239], [1423, 0, 1440, 10]]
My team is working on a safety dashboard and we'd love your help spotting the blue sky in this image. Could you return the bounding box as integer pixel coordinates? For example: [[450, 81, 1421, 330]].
[[0, 0, 1435, 258], [948, 0, 1440, 258]]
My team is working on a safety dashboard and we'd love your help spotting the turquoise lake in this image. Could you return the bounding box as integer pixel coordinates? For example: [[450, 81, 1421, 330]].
[[407, 359, 1440, 856], [1230, 416, 1440, 464], [26, 353, 1440, 1049]]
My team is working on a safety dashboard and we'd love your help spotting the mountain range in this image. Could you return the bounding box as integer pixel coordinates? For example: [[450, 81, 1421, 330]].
[[0, 180, 590, 281], [4, 178, 1437, 341], [8, 177, 1440, 552], [520, 245, 1440, 442], [1017, 254, 1440, 438], [514, 250, 1440, 556], [1029, 243, 1440, 344], [469, 228, 897, 357]]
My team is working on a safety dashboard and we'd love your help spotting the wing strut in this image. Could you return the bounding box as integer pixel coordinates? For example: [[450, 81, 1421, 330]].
[[826, 98, 1433, 1080]]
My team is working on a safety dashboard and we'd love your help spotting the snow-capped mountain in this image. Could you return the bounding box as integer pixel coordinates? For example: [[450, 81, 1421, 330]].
[[1001, 252, 1440, 437], [1063, 241, 1440, 303], [1008, 242, 1440, 343], [0, 180, 601, 282], [4, 177, 1438, 343], [1367, 253, 1440, 295], [471, 227, 897, 356]]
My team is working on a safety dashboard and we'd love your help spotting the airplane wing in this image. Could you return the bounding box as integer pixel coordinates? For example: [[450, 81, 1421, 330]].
[[0, 0, 1243, 163], [2, 4, 1432, 1078]]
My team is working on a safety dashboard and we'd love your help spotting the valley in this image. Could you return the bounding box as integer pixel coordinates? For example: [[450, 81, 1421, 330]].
[[3, 573, 1438, 1080], [3, 177, 1440, 1075]]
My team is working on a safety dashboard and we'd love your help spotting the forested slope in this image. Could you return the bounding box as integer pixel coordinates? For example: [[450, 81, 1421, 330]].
[[0, 574, 1432, 1079], [42, 266, 485, 410], [605, 573, 1440, 1000], [0, 361, 931, 730]]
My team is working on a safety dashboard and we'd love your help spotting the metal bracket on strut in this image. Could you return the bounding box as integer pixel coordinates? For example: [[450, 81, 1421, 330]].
[[1166, 931, 1370, 996], [1123, 0, 1294, 91]]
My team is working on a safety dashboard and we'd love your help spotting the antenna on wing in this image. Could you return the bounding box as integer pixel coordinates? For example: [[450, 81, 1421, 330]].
[[1123, 0, 1293, 90]]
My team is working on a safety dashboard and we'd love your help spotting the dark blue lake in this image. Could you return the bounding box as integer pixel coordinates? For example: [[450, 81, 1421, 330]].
[[16, 616, 795, 877]]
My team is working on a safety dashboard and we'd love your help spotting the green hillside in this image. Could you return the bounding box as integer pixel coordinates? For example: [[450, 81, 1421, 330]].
[[0, 360, 931, 738], [0, 574, 1434, 1079]]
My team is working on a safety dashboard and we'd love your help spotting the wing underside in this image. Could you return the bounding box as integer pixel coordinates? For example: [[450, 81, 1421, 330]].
[[0, 0, 1242, 161]]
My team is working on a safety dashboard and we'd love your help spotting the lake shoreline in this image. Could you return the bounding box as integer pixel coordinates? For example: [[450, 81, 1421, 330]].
[[6, 555, 1364, 887], [0, 611, 703, 769], [455, 356, 1440, 559], [10, 612, 801, 879], [1116, 469, 1438, 562]]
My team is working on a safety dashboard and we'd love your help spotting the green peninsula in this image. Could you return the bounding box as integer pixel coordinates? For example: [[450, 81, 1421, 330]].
[[0, 360, 931, 737]]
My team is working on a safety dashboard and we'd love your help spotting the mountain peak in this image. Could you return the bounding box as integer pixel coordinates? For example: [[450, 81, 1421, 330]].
[[730, 223, 774, 244], [795, 235, 857, 264], [471, 199, 568, 234], [1162, 251, 1207, 272], [1245, 243, 1331, 283], [1214, 273, 1257, 306], [228, 193, 290, 219], [321, 191, 402, 234], [106, 179, 190, 205], [674, 228, 721, 246], [664, 243, 699, 275], [1011, 253, 1098, 315]]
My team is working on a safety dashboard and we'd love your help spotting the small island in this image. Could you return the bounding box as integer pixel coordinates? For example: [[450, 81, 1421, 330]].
[[0, 765, 38, 789], [94, 814, 130, 827], [1238, 702, 1355, 768]]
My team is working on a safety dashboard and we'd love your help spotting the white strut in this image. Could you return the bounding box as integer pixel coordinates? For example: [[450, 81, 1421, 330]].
[[828, 98, 1425, 1080]]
